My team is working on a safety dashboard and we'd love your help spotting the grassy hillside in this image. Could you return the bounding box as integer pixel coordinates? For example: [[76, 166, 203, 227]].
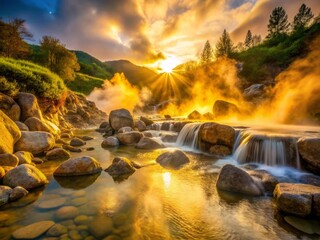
[[234, 22, 320, 86], [66, 73, 104, 95], [105, 60, 158, 87], [0, 57, 66, 99], [73, 51, 113, 79]]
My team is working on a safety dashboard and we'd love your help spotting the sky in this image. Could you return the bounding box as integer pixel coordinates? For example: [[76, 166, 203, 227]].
[[1, 0, 319, 66]]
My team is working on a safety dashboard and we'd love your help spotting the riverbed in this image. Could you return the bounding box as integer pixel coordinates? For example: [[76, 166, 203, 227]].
[[0, 128, 319, 240]]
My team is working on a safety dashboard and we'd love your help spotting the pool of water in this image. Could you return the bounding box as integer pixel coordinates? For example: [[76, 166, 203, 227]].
[[0, 129, 319, 240]]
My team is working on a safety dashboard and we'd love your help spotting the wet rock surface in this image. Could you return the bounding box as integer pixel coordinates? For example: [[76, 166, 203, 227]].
[[156, 150, 190, 169]]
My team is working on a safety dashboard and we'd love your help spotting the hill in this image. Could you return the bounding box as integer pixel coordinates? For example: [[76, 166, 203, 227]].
[[73, 50, 113, 79], [105, 60, 158, 87]]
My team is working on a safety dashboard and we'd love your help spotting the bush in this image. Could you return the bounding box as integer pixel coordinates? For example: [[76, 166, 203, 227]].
[[66, 73, 105, 95], [0, 57, 66, 99], [0, 76, 19, 96]]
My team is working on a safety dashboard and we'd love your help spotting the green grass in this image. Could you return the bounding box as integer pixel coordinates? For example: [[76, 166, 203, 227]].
[[0, 57, 66, 99], [234, 22, 320, 85], [66, 73, 105, 95]]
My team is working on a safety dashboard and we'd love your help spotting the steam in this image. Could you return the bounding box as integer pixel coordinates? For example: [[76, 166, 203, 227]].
[[88, 73, 152, 114], [159, 57, 244, 118], [257, 36, 320, 124]]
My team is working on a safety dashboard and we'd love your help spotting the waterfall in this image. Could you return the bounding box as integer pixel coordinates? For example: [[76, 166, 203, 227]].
[[176, 123, 202, 149], [150, 123, 162, 131], [232, 130, 300, 168]]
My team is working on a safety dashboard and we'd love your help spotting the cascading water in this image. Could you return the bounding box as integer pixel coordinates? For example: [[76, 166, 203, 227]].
[[232, 130, 300, 168], [176, 123, 202, 150]]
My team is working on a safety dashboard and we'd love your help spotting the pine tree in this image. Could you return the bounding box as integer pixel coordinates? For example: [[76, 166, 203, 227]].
[[267, 7, 290, 38], [244, 30, 253, 48], [215, 29, 234, 58], [293, 4, 314, 31], [200, 40, 214, 65]]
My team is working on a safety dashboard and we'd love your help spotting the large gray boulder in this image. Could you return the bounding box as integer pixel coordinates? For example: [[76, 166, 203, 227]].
[[0, 110, 21, 154], [298, 137, 320, 174], [3, 164, 48, 190], [14, 131, 55, 155], [273, 183, 320, 217], [199, 122, 235, 153], [15, 92, 42, 121], [54, 156, 102, 176], [109, 108, 134, 131], [216, 164, 262, 196], [24, 117, 60, 137], [156, 150, 190, 169], [105, 157, 137, 177], [15, 121, 29, 131], [213, 100, 240, 118], [135, 120, 146, 131], [0, 153, 19, 167], [136, 137, 165, 149], [14, 151, 34, 165], [243, 84, 265, 99], [46, 148, 70, 161], [0, 93, 20, 121], [101, 137, 119, 148], [117, 131, 143, 145]]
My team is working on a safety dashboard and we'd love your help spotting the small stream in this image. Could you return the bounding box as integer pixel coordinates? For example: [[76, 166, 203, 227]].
[[1, 125, 320, 240]]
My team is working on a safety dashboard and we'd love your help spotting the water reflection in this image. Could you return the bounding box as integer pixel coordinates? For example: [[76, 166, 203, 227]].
[[0, 129, 318, 239]]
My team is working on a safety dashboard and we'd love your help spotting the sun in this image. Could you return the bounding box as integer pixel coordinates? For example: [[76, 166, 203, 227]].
[[160, 57, 179, 73]]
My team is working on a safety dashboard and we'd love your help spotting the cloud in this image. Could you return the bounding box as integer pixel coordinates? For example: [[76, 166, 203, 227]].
[[1, 0, 318, 65]]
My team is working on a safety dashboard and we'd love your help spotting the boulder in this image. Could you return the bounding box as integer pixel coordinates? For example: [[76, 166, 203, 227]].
[[15, 121, 29, 131], [248, 169, 279, 195], [0, 185, 12, 206], [188, 110, 202, 120], [3, 164, 48, 190], [12, 221, 55, 239], [209, 145, 232, 156], [54, 156, 102, 176], [298, 137, 320, 174], [101, 137, 119, 148], [46, 148, 71, 161], [135, 120, 147, 131], [199, 122, 235, 152], [140, 116, 154, 126], [70, 137, 86, 147], [9, 186, 28, 202], [0, 167, 5, 179], [24, 117, 60, 137], [213, 100, 240, 118], [14, 151, 34, 165], [156, 150, 190, 169], [15, 92, 42, 121], [118, 126, 133, 133], [161, 132, 178, 143], [14, 131, 55, 155], [0, 153, 19, 167], [109, 108, 134, 131], [117, 131, 143, 145], [136, 137, 165, 149], [216, 164, 262, 196], [0, 110, 21, 154], [105, 157, 137, 177], [99, 121, 110, 129], [0, 93, 20, 121], [243, 84, 265, 99], [273, 183, 320, 217], [203, 112, 214, 120]]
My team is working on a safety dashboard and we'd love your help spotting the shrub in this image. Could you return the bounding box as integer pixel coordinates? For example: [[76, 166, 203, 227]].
[[0, 57, 66, 99], [66, 73, 105, 95]]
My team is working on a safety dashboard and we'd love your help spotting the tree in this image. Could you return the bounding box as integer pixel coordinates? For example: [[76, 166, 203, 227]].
[[200, 40, 214, 64], [252, 35, 262, 46], [293, 4, 314, 31], [215, 29, 234, 58], [40, 36, 79, 81], [267, 7, 290, 38], [244, 30, 253, 48], [0, 18, 32, 58]]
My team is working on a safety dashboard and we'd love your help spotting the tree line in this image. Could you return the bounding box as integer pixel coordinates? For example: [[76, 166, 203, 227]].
[[0, 19, 79, 81], [200, 3, 316, 65]]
